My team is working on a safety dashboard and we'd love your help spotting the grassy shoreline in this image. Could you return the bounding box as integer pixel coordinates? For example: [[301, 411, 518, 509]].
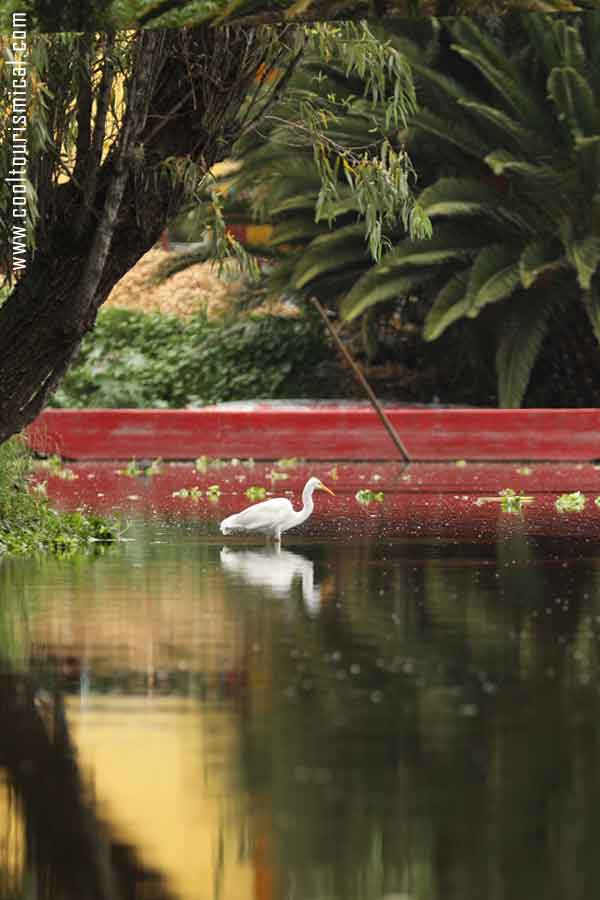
[[0, 438, 117, 556]]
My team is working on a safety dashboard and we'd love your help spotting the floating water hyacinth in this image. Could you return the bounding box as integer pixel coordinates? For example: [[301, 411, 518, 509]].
[[475, 489, 533, 512], [195, 456, 226, 472], [118, 460, 142, 477], [267, 470, 289, 482], [172, 487, 202, 501], [55, 467, 78, 481], [145, 458, 162, 476], [245, 486, 268, 501], [555, 491, 586, 512], [355, 489, 384, 504]]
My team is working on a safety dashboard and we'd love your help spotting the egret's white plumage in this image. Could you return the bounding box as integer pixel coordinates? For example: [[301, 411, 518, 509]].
[[220, 476, 334, 542]]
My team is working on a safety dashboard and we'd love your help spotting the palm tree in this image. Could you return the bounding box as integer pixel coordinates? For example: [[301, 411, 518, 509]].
[[341, 13, 600, 407]]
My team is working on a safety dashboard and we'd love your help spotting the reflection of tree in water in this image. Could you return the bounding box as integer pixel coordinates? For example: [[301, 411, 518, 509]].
[[231, 533, 600, 900], [0, 668, 177, 900]]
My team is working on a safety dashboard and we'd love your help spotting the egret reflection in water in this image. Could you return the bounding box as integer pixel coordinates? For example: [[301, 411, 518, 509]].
[[220, 546, 326, 615]]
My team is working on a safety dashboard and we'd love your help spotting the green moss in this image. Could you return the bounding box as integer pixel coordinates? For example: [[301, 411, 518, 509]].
[[0, 438, 117, 557]]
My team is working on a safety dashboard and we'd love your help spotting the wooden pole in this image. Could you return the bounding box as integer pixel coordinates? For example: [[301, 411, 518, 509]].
[[311, 297, 411, 463]]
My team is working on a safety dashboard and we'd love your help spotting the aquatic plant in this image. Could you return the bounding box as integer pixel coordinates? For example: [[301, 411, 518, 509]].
[[118, 460, 143, 478], [355, 489, 385, 504], [146, 458, 163, 476], [172, 487, 203, 501], [555, 491, 586, 512], [475, 488, 533, 512], [245, 486, 268, 501]]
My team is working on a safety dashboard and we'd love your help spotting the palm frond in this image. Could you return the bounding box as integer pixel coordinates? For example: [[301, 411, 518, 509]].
[[582, 278, 600, 346], [458, 100, 543, 157], [547, 67, 598, 144], [423, 272, 470, 341], [340, 267, 434, 321], [564, 235, 600, 289], [519, 239, 566, 288], [418, 177, 506, 219], [291, 224, 368, 289], [466, 244, 522, 315], [411, 109, 488, 161], [450, 19, 549, 131], [269, 217, 326, 247], [496, 288, 556, 408]]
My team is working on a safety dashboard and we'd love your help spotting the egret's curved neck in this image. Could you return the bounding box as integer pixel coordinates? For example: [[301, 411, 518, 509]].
[[295, 481, 316, 526]]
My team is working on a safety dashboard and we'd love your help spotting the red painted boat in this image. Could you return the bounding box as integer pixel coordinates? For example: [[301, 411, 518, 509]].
[[26, 403, 600, 462]]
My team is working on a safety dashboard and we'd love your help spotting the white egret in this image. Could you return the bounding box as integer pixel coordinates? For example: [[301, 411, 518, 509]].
[[220, 476, 334, 543]]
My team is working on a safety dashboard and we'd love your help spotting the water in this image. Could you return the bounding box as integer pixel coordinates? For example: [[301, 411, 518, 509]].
[[3, 462, 600, 900]]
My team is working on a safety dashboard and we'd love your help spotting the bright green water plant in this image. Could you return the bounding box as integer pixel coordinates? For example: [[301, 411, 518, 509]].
[[172, 487, 203, 501], [475, 488, 533, 513], [555, 491, 587, 512], [246, 486, 268, 500], [356, 489, 385, 504]]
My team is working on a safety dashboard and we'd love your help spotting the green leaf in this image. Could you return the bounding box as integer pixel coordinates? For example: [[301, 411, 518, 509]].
[[269, 193, 320, 216], [411, 109, 488, 160], [379, 225, 484, 270], [519, 240, 566, 288], [418, 177, 503, 219], [291, 224, 368, 289], [565, 235, 600, 289], [484, 150, 560, 182], [496, 289, 556, 408], [450, 19, 548, 130], [547, 66, 598, 142], [582, 280, 600, 346], [423, 272, 470, 341], [466, 244, 521, 314], [340, 267, 433, 321], [269, 217, 325, 247], [458, 100, 542, 156]]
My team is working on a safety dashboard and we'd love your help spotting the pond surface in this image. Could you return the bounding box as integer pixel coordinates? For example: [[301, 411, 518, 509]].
[[3, 462, 600, 900]]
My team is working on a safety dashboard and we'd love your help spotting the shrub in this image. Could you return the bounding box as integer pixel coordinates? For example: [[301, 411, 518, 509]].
[[52, 307, 338, 408]]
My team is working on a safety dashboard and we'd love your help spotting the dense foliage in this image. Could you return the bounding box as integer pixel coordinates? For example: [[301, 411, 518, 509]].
[[0, 438, 116, 555], [223, 13, 600, 407], [52, 307, 338, 408], [0, 0, 593, 32], [343, 13, 600, 406]]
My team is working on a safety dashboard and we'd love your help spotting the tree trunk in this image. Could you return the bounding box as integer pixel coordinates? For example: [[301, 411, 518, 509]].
[[0, 25, 290, 444]]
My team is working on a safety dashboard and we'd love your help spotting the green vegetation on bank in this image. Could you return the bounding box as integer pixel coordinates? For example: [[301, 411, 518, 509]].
[[52, 307, 338, 409], [0, 438, 116, 555]]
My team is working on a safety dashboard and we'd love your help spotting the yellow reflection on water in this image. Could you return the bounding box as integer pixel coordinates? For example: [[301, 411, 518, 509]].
[[67, 695, 254, 900], [0, 778, 23, 893]]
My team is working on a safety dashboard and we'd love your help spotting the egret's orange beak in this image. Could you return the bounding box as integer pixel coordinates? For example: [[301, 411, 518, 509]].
[[319, 482, 335, 496]]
